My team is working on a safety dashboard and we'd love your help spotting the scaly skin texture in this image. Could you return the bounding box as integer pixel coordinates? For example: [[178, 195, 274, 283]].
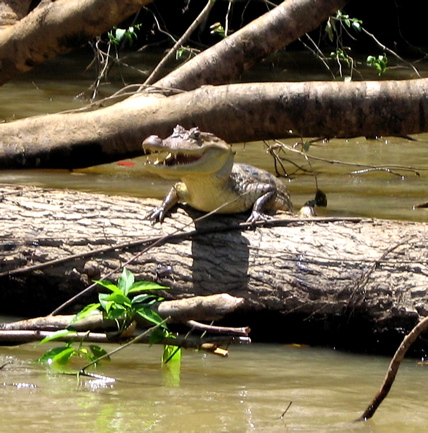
[[143, 125, 293, 222]]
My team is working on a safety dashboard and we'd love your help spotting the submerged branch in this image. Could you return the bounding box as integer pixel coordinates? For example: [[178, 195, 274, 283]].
[[0, 329, 250, 350], [271, 139, 426, 178]]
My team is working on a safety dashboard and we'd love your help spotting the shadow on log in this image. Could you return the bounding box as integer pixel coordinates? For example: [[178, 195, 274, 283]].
[[1, 184, 428, 355]]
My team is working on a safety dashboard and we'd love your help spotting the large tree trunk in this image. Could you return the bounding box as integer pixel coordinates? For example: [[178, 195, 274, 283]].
[[1, 79, 428, 169], [1, 184, 428, 354], [0, 0, 153, 85], [153, 0, 349, 91], [0, 0, 360, 168], [0, 0, 32, 27]]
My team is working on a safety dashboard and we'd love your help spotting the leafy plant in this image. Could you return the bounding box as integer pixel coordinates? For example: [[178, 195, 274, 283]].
[[108, 24, 142, 47], [210, 22, 226, 38], [38, 269, 177, 370], [366, 54, 388, 75], [325, 10, 363, 42], [38, 334, 110, 369], [329, 47, 352, 68], [77, 267, 168, 333]]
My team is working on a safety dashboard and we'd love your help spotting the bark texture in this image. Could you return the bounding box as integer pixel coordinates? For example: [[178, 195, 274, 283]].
[[1, 80, 428, 168], [1, 184, 428, 354], [0, 0, 152, 85], [0, 0, 32, 27]]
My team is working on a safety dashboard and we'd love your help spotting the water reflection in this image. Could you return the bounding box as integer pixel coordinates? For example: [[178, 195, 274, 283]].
[[1, 343, 427, 432]]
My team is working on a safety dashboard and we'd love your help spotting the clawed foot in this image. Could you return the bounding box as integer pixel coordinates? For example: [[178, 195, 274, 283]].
[[144, 206, 167, 224], [246, 211, 272, 224]]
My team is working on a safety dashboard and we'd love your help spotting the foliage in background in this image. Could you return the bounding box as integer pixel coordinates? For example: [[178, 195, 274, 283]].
[[366, 54, 388, 75], [108, 24, 142, 47]]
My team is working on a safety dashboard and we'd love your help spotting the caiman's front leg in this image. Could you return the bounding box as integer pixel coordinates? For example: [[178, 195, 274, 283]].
[[146, 186, 179, 223], [247, 190, 277, 223]]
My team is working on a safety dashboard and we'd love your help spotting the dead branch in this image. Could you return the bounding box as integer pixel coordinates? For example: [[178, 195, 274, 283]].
[[0, 329, 250, 351], [358, 315, 428, 421], [0, 294, 246, 333]]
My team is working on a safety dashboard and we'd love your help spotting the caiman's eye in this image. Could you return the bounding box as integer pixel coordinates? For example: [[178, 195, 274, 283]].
[[189, 128, 200, 140]]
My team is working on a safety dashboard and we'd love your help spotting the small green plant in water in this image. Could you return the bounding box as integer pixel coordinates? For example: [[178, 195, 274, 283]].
[[38, 269, 177, 369], [38, 334, 110, 369]]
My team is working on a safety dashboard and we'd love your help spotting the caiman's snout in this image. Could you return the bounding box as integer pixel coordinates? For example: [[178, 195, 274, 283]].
[[142, 135, 162, 153]]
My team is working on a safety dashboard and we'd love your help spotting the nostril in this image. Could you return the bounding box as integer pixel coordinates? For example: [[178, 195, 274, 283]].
[[142, 135, 162, 152]]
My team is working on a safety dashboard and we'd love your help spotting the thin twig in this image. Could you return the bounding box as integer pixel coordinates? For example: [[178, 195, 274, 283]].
[[273, 139, 426, 177], [361, 27, 420, 78]]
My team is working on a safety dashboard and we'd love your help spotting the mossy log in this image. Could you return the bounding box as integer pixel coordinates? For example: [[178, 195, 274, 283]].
[[1, 184, 428, 354]]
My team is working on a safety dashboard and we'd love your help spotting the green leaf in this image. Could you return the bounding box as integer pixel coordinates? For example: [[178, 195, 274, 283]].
[[136, 308, 166, 327], [302, 141, 311, 152], [100, 292, 131, 306], [118, 268, 134, 295], [352, 21, 362, 32], [128, 281, 169, 293], [38, 345, 72, 364], [162, 345, 181, 364], [39, 329, 78, 344], [93, 280, 122, 294], [325, 19, 334, 43], [89, 345, 110, 361], [52, 347, 76, 364], [114, 28, 127, 44], [70, 303, 101, 325], [105, 307, 127, 321], [131, 293, 152, 304]]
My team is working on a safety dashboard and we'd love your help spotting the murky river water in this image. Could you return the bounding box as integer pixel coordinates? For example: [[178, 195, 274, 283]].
[[0, 51, 427, 432], [1, 342, 428, 433]]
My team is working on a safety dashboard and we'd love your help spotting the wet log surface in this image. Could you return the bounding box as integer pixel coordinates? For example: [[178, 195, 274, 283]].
[[1, 184, 428, 354]]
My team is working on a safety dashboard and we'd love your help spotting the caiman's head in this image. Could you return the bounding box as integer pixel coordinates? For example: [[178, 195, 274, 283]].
[[143, 125, 233, 179]]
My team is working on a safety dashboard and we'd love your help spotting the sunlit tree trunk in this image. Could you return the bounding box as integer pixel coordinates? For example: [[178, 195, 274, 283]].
[[153, 0, 349, 91], [0, 0, 357, 167], [0, 79, 427, 168], [0, 0, 32, 28], [0, 0, 152, 85]]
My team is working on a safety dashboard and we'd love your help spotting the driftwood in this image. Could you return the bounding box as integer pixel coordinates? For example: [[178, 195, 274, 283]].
[[0, 294, 246, 331], [1, 184, 428, 354], [358, 315, 428, 421]]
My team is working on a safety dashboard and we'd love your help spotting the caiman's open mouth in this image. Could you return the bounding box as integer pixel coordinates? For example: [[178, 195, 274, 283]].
[[145, 150, 203, 167]]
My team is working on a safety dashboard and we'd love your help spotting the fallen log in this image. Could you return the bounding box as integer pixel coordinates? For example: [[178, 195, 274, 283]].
[[1, 184, 428, 354]]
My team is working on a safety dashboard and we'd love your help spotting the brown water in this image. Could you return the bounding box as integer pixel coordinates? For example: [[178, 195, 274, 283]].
[[1, 342, 428, 433], [0, 51, 428, 432], [0, 51, 427, 222]]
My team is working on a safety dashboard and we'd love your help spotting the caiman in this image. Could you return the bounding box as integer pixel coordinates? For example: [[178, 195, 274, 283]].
[[142, 125, 293, 222]]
